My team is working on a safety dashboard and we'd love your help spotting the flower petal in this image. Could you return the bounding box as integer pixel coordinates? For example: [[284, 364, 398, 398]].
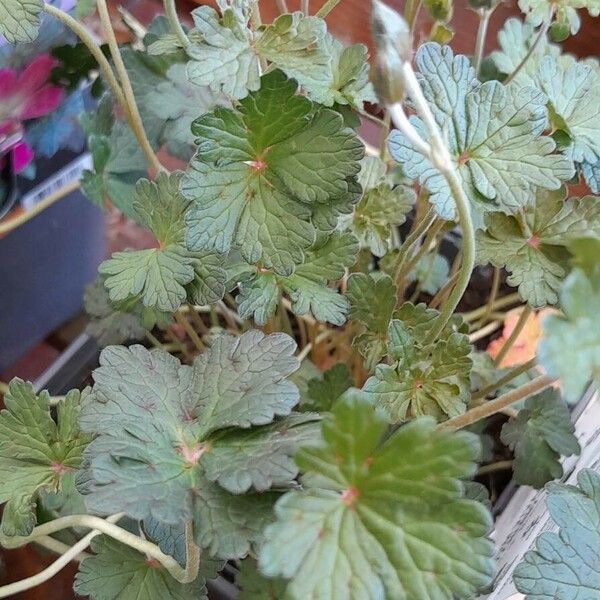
[[21, 85, 64, 120]]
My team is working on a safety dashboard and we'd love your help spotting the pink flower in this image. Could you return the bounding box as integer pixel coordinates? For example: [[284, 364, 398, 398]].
[[0, 55, 64, 173]]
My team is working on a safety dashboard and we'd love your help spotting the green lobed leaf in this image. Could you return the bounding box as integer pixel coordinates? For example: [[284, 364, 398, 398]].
[[362, 318, 472, 423], [407, 251, 450, 295], [235, 232, 359, 325], [99, 172, 226, 313], [346, 272, 397, 370], [513, 468, 600, 599], [518, 0, 599, 39], [302, 363, 353, 412], [537, 55, 600, 165], [84, 277, 149, 347], [388, 43, 574, 225], [0, 0, 41, 43], [347, 156, 415, 257], [237, 557, 288, 599], [490, 18, 560, 87], [186, 6, 328, 101], [538, 265, 600, 402], [289, 34, 377, 110], [258, 393, 495, 600], [78, 331, 300, 558], [476, 188, 600, 306], [501, 389, 580, 488], [201, 413, 322, 494], [74, 536, 207, 600], [145, 63, 225, 161], [182, 70, 363, 275], [0, 381, 92, 536]]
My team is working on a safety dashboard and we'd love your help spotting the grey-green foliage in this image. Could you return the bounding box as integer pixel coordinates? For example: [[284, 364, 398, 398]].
[[388, 42, 574, 227], [77, 332, 320, 560], [513, 469, 600, 599]]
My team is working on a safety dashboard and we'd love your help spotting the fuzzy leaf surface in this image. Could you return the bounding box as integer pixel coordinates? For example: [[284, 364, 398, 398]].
[[501, 390, 580, 488], [513, 468, 600, 599], [236, 232, 358, 325], [74, 536, 207, 600], [476, 189, 600, 306], [181, 70, 363, 275], [538, 266, 600, 401], [99, 172, 226, 312], [0, 381, 91, 536], [79, 332, 299, 557], [363, 318, 472, 422], [0, 0, 41, 42], [259, 394, 494, 600], [388, 43, 574, 223], [302, 364, 353, 412], [348, 157, 414, 257]]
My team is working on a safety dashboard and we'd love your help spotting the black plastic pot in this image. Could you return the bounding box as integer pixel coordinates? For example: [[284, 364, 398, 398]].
[[0, 150, 106, 372]]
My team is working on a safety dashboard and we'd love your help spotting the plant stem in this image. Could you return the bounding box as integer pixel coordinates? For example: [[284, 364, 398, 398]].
[[301, 0, 310, 14], [1, 514, 188, 582], [163, 0, 190, 48], [404, 0, 422, 30], [504, 6, 554, 84], [461, 293, 521, 322], [429, 270, 459, 309], [391, 63, 476, 344], [473, 357, 537, 401], [378, 110, 391, 158], [174, 308, 205, 352], [493, 305, 532, 367], [276, 0, 289, 13], [477, 459, 513, 476], [33, 535, 90, 562], [468, 319, 501, 343], [472, 7, 493, 75], [478, 266, 501, 327], [96, 0, 164, 173], [393, 208, 436, 288], [439, 374, 556, 431], [0, 515, 122, 599], [181, 522, 201, 584], [316, 0, 342, 18], [43, 4, 127, 111]]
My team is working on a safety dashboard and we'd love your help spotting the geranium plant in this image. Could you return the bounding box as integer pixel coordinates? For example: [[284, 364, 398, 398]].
[[0, 0, 599, 598]]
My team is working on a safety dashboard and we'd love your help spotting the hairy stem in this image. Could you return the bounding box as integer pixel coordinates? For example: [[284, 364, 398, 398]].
[[390, 63, 476, 343], [472, 7, 493, 75], [439, 374, 556, 430], [473, 357, 537, 401], [392, 208, 436, 291], [504, 5, 554, 84], [174, 308, 205, 352], [2, 513, 188, 582], [0, 515, 122, 599], [468, 319, 502, 343], [96, 0, 164, 173], [477, 459, 513, 476], [316, 0, 342, 18], [478, 266, 501, 327], [404, 0, 422, 30], [43, 4, 127, 111], [493, 305, 532, 366], [163, 0, 190, 48], [276, 0, 289, 13], [301, 0, 310, 14], [461, 292, 521, 322], [181, 522, 201, 584]]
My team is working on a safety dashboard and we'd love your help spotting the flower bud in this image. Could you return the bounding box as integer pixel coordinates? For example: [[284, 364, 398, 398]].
[[370, 0, 412, 104]]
